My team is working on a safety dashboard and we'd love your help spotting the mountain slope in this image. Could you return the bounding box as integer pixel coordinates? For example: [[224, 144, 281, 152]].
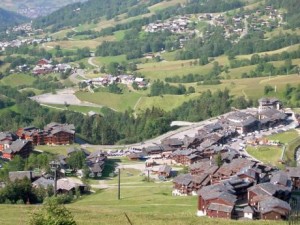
[[1, 0, 88, 18], [0, 8, 28, 31], [32, 0, 163, 31]]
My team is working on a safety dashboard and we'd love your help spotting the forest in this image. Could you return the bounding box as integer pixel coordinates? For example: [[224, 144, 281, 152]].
[[0, 86, 251, 145]]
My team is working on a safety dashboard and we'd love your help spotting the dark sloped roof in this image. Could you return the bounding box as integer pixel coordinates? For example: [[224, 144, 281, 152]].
[[270, 171, 290, 187], [32, 177, 54, 188], [259, 196, 291, 213], [3, 139, 30, 154], [173, 174, 193, 186], [207, 203, 233, 213], [286, 167, 300, 178], [9, 171, 32, 182], [158, 165, 172, 174], [243, 206, 254, 213]]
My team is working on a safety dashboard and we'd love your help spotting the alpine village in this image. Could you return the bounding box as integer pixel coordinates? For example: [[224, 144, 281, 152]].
[[1, 0, 300, 225]]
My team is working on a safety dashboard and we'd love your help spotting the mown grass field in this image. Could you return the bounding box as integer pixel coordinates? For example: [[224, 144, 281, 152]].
[[93, 55, 127, 66], [246, 146, 283, 166], [75, 90, 142, 112], [47, 35, 116, 50], [136, 93, 200, 112], [41, 103, 105, 115], [0, 73, 36, 87], [267, 129, 299, 144], [35, 144, 81, 155]]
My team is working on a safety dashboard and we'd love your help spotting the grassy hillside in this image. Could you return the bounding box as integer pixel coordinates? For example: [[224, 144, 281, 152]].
[[0, 165, 287, 225]]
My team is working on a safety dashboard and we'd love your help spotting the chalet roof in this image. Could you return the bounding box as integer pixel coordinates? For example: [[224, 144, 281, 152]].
[[249, 182, 290, 197], [158, 165, 172, 174], [9, 171, 33, 182], [88, 162, 104, 173], [32, 177, 54, 188], [57, 178, 85, 191], [144, 145, 164, 154], [258, 97, 280, 105], [87, 150, 107, 160], [243, 206, 254, 213], [237, 168, 257, 180], [203, 123, 223, 133], [189, 160, 216, 170], [226, 112, 258, 127], [0, 132, 18, 141], [198, 183, 236, 205], [192, 174, 209, 184], [57, 155, 67, 166], [259, 108, 287, 120], [207, 203, 233, 213], [45, 123, 75, 133], [216, 158, 256, 177], [67, 147, 90, 156], [161, 138, 184, 147], [173, 174, 193, 186], [172, 149, 196, 156], [270, 171, 290, 187], [286, 167, 300, 178], [259, 196, 291, 214], [3, 139, 30, 154]]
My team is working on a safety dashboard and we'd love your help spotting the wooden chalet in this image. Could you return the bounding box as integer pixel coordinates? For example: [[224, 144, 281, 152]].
[[248, 182, 291, 207], [2, 139, 32, 160], [158, 165, 172, 179], [0, 132, 18, 151], [285, 167, 300, 190], [44, 123, 75, 145], [17, 123, 75, 146], [172, 174, 194, 196], [211, 158, 257, 184], [171, 149, 203, 165], [189, 160, 219, 176], [225, 112, 259, 134], [258, 196, 291, 220], [197, 182, 237, 219], [161, 138, 184, 150]]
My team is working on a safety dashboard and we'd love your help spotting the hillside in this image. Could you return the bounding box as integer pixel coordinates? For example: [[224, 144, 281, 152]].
[[1, 0, 87, 18], [0, 8, 28, 31]]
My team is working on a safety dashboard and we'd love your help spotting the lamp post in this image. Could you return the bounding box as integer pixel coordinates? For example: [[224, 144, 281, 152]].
[[50, 160, 60, 197]]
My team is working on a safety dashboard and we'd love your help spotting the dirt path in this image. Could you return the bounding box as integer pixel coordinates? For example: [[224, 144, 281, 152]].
[[88, 57, 99, 68]]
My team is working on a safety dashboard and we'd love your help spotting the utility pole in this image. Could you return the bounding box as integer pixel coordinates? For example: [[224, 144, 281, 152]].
[[54, 168, 57, 197], [118, 168, 121, 200], [147, 169, 150, 182], [50, 161, 59, 197]]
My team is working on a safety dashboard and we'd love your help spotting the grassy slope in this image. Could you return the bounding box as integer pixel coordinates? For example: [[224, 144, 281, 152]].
[[0, 165, 285, 225], [0, 73, 36, 87], [75, 90, 142, 112], [267, 130, 299, 144], [246, 146, 283, 167]]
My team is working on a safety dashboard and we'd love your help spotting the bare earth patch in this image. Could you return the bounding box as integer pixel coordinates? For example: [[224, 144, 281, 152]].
[[30, 88, 101, 107]]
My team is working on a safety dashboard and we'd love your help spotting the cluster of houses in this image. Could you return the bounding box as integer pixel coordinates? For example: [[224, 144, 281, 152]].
[[145, 16, 193, 34], [132, 98, 299, 220], [198, 5, 284, 42], [0, 37, 51, 52], [4, 147, 107, 196], [32, 58, 72, 75], [84, 74, 148, 89], [0, 122, 75, 160], [196, 167, 299, 220]]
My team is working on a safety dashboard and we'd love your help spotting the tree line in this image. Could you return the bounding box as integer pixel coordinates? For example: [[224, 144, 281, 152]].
[[0, 86, 252, 145]]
